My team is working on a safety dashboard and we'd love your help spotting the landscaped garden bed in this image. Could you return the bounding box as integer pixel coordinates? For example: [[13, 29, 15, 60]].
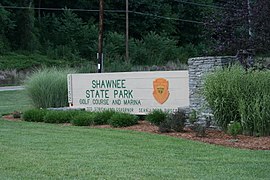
[[3, 114, 270, 150]]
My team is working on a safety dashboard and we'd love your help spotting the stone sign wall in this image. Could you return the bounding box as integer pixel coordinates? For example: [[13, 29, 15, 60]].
[[67, 56, 237, 125]]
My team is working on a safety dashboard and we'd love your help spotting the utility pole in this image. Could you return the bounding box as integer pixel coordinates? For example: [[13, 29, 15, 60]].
[[98, 0, 104, 73], [38, 0, 41, 21], [247, 0, 253, 41], [125, 0, 129, 63]]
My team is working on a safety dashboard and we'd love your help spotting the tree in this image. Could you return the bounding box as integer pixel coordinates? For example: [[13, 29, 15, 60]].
[[39, 9, 98, 62], [131, 31, 179, 65], [14, 0, 39, 51], [207, 0, 254, 55], [252, 0, 270, 54], [0, 4, 15, 53], [170, 0, 214, 46]]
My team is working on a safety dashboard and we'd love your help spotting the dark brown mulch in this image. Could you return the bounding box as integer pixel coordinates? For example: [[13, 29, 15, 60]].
[[118, 121, 270, 150], [2, 115, 270, 150], [2, 115, 22, 121]]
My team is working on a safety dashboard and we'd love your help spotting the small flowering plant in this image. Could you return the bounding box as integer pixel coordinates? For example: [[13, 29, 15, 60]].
[[227, 121, 242, 138]]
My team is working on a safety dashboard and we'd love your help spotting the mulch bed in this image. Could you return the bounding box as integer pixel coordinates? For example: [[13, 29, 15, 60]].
[[121, 121, 270, 150], [2, 115, 270, 150]]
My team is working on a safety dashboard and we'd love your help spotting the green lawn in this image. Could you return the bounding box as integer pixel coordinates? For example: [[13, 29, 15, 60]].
[[1, 90, 270, 179], [0, 120, 269, 179], [0, 90, 32, 116]]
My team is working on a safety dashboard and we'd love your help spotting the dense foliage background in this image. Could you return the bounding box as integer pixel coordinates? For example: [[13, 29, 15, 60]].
[[0, 0, 269, 71]]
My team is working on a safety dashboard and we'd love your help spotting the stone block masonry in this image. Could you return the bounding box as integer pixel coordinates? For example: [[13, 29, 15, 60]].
[[188, 56, 236, 125]]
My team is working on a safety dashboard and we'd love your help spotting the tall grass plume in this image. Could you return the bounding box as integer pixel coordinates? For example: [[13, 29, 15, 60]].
[[24, 67, 75, 108], [204, 65, 270, 136]]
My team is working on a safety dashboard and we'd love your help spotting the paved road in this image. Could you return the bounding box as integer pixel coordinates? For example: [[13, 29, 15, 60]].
[[0, 86, 25, 91]]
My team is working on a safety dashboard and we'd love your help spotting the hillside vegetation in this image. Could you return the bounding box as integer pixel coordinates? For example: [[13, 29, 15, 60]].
[[0, 0, 270, 71]]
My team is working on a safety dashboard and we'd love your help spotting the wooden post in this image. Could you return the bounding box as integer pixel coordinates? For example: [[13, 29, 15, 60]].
[[247, 0, 252, 37], [98, 0, 104, 73], [125, 0, 129, 63], [38, 0, 41, 21]]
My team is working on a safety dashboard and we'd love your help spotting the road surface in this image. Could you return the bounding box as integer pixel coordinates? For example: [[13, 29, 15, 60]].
[[0, 86, 25, 92]]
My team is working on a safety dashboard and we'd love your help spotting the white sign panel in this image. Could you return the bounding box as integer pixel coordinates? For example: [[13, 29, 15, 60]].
[[68, 71, 189, 115]]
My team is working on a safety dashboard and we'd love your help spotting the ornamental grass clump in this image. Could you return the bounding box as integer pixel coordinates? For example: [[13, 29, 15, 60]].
[[204, 66, 243, 130], [204, 65, 270, 136], [24, 67, 75, 108]]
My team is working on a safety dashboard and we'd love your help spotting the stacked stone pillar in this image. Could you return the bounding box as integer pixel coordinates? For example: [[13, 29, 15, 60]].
[[188, 56, 236, 125]]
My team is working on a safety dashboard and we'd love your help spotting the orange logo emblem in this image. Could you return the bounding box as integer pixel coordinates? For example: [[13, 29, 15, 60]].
[[153, 78, 170, 104]]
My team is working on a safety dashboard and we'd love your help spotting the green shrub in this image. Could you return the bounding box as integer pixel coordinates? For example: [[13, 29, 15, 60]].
[[93, 110, 115, 125], [0, 53, 65, 71], [43, 110, 78, 123], [146, 110, 167, 126], [23, 109, 47, 122], [227, 121, 242, 138], [109, 113, 138, 127], [159, 109, 187, 133], [76, 61, 97, 73], [158, 120, 171, 133], [204, 65, 270, 136], [24, 67, 75, 108], [105, 60, 132, 72], [72, 112, 95, 126], [170, 109, 187, 132]]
